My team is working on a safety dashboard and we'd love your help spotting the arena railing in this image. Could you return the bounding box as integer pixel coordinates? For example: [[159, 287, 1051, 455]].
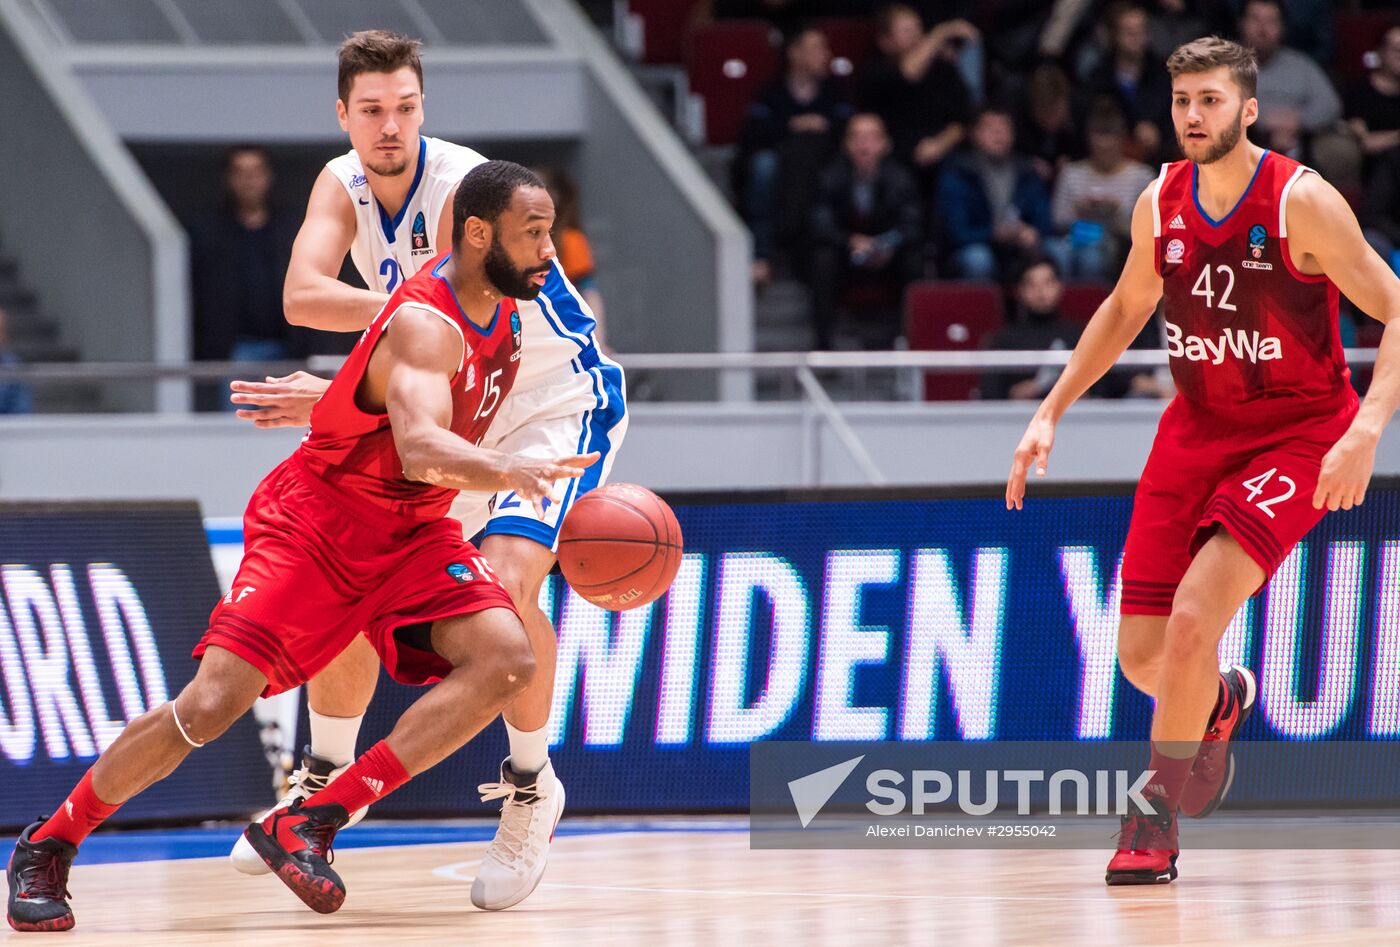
[[2, 351, 1381, 487]]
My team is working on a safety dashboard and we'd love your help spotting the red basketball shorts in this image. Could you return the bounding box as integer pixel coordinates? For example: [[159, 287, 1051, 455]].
[[1120, 397, 1357, 617], [193, 454, 518, 696]]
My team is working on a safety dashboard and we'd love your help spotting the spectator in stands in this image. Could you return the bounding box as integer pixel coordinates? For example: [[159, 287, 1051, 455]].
[[1363, 148, 1400, 275], [1239, 0, 1360, 188], [1082, 2, 1175, 163], [1225, 0, 1334, 66], [980, 256, 1164, 400], [808, 112, 922, 349], [1017, 61, 1082, 184], [936, 105, 1059, 280], [1051, 106, 1156, 279], [860, 5, 976, 186], [735, 24, 854, 285], [536, 166, 612, 351], [188, 146, 301, 408], [1147, 0, 1222, 59], [0, 305, 35, 415], [979, 256, 1084, 400], [1346, 24, 1400, 165]]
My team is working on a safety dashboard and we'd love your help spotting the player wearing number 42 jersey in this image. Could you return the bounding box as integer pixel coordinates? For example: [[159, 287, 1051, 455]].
[[224, 31, 626, 910], [1006, 37, 1400, 886]]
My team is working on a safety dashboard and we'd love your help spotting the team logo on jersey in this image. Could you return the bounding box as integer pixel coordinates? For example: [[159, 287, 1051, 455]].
[[350, 174, 367, 188], [411, 212, 431, 254], [510, 310, 522, 351], [446, 562, 477, 583], [464, 362, 477, 392], [1248, 224, 1266, 259], [1165, 238, 1185, 264]]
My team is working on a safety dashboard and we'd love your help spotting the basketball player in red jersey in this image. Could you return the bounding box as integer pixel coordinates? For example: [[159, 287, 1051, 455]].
[[1006, 37, 1400, 885], [5, 161, 598, 931]]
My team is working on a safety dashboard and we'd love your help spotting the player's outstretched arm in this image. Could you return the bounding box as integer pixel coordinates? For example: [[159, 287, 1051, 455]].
[[1006, 185, 1165, 510], [283, 168, 392, 332], [377, 309, 598, 508], [1286, 174, 1400, 511]]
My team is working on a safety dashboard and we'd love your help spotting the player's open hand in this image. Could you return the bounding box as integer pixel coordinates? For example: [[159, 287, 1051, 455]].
[[1007, 413, 1056, 511], [1313, 428, 1379, 511], [507, 452, 601, 516], [229, 372, 331, 428]]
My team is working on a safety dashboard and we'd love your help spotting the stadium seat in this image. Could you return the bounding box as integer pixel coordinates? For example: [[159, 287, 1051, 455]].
[[815, 17, 876, 82], [904, 280, 1005, 400], [1335, 11, 1399, 86], [686, 20, 778, 145], [1059, 281, 1112, 323], [629, 0, 701, 65]]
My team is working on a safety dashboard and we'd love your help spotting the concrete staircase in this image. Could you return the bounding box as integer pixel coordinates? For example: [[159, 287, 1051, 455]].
[[0, 246, 102, 412]]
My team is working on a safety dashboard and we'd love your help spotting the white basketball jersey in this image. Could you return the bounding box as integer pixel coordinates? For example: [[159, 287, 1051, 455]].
[[325, 135, 618, 397], [326, 135, 486, 293]]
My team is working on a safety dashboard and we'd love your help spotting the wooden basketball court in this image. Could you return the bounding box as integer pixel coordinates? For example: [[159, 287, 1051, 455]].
[[10, 817, 1400, 945]]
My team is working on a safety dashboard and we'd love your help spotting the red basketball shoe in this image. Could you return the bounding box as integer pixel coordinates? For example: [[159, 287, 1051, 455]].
[[1180, 665, 1257, 819], [242, 800, 349, 913], [1105, 809, 1178, 886]]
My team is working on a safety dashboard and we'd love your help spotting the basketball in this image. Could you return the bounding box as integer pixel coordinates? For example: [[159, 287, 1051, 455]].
[[557, 483, 683, 610]]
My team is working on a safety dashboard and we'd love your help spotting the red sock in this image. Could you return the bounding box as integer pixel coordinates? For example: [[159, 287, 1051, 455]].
[[1144, 742, 1197, 814], [302, 740, 410, 815], [32, 770, 121, 846]]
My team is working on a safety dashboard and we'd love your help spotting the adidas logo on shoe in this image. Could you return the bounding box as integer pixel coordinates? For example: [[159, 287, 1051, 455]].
[[1168, 214, 1186, 229], [361, 776, 384, 795]]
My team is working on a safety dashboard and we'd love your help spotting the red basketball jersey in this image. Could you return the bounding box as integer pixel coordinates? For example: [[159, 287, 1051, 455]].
[[1152, 150, 1355, 425], [299, 254, 522, 521]]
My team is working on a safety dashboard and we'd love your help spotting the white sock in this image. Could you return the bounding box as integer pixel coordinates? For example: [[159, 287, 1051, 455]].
[[308, 709, 364, 768], [505, 721, 549, 775]]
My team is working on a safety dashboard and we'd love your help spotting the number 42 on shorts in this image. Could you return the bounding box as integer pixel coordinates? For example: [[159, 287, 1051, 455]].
[[1241, 467, 1296, 519]]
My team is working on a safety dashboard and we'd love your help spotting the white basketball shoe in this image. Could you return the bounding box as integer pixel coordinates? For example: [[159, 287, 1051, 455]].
[[229, 747, 369, 875], [471, 758, 565, 910]]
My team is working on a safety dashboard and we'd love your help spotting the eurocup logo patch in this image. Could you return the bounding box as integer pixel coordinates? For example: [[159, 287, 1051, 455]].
[[411, 211, 430, 253], [510, 310, 522, 350], [1165, 238, 1185, 265], [1248, 224, 1266, 259], [446, 563, 476, 583]]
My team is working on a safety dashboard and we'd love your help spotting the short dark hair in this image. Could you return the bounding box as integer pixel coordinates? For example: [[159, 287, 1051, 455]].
[[1086, 105, 1128, 138], [875, 4, 920, 38], [337, 30, 423, 104], [973, 103, 1015, 126], [1240, 0, 1285, 22], [1166, 36, 1258, 99], [225, 144, 271, 169], [451, 160, 546, 248], [1014, 254, 1061, 286]]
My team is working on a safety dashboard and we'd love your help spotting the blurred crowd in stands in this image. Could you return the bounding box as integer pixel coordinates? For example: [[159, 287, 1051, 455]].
[[685, 0, 1400, 394]]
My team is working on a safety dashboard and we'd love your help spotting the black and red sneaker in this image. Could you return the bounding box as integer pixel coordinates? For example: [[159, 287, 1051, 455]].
[[1180, 665, 1257, 819], [6, 820, 76, 932], [242, 799, 350, 914], [1105, 809, 1178, 886]]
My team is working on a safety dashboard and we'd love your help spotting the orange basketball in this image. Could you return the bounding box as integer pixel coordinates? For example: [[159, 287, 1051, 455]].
[[557, 483, 683, 610]]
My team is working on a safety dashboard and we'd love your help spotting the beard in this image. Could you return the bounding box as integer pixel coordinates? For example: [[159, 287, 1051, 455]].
[[1178, 106, 1245, 165], [363, 140, 410, 177], [364, 157, 409, 176], [484, 234, 549, 300]]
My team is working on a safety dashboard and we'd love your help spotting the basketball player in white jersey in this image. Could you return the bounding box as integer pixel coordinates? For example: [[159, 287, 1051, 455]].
[[225, 30, 627, 911]]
